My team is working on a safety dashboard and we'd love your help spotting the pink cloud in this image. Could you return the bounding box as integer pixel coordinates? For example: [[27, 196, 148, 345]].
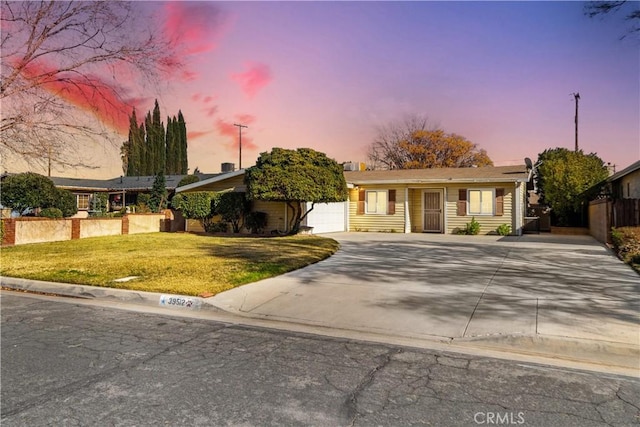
[[15, 57, 139, 134], [216, 118, 258, 151], [188, 130, 213, 140], [203, 96, 213, 103], [162, 2, 228, 56], [231, 63, 273, 98], [181, 70, 199, 81]]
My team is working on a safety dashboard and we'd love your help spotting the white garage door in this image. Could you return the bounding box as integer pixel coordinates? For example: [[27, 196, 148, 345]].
[[303, 202, 348, 233]]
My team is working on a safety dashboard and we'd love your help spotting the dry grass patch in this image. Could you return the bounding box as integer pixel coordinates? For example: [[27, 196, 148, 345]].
[[0, 233, 339, 296]]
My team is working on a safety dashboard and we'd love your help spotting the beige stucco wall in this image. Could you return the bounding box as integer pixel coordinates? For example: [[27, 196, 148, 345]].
[[15, 219, 71, 245], [80, 218, 121, 239], [127, 214, 163, 234]]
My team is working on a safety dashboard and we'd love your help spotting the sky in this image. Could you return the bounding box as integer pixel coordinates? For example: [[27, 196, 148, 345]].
[[11, 1, 640, 178]]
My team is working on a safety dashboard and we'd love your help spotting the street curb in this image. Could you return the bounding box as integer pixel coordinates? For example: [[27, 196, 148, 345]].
[[2, 276, 638, 378], [0, 276, 221, 314]]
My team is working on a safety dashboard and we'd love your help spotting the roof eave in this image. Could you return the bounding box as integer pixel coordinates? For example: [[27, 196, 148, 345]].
[[175, 169, 245, 193], [347, 177, 529, 185]]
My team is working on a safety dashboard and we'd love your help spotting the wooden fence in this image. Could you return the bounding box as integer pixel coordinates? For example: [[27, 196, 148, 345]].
[[589, 198, 640, 243]]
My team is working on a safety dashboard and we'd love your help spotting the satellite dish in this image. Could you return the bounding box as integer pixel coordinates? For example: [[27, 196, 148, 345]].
[[524, 157, 533, 170]]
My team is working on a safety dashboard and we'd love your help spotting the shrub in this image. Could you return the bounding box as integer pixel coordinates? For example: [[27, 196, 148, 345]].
[[611, 227, 640, 267], [172, 192, 218, 231], [53, 188, 78, 217], [460, 217, 481, 235], [39, 207, 63, 218], [217, 192, 250, 233], [205, 221, 229, 233], [496, 223, 511, 236], [245, 211, 268, 234]]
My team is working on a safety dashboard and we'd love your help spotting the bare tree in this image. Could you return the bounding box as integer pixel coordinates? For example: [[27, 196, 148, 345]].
[[367, 115, 434, 170], [367, 114, 493, 169], [584, 1, 639, 37], [1, 1, 181, 170]]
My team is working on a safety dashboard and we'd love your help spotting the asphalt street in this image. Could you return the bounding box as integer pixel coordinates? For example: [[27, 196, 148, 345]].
[[2, 291, 639, 427]]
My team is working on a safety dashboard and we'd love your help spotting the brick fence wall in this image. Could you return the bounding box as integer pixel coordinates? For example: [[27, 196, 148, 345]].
[[1, 214, 164, 246]]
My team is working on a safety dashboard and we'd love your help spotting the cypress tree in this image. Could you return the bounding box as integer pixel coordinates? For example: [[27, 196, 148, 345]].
[[152, 100, 165, 174], [123, 109, 145, 176], [177, 110, 188, 174], [165, 115, 174, 174], [144, 111, 153, 175]]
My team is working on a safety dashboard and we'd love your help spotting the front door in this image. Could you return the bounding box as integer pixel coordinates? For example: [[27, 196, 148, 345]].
[[423, 190, 443, 232]]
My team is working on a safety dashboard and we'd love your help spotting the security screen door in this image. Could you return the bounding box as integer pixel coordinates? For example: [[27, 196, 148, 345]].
[[423, 190, 443, 232]]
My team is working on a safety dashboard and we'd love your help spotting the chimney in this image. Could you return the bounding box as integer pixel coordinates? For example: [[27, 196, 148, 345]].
[[221, 162, 235, 173]]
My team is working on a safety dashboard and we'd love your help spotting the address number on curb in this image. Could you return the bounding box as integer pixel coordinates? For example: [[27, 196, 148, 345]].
[[159, 295, 201, 310]]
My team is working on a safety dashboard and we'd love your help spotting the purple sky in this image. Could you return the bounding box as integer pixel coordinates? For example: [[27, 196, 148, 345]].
[[35, 1, 640, 177]]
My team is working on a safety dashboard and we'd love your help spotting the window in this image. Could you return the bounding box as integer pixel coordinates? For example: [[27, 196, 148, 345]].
[[77, 194, 90, 210], [468, 189, 494, 215], [366, 190, 388, 214]]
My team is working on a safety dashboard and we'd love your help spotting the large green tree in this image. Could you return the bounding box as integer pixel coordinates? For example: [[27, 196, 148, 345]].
[[0, 172, 76, 217], [245, 148, 348, 234], [535, 148, 609, 226], [367, 115, 492, 169]]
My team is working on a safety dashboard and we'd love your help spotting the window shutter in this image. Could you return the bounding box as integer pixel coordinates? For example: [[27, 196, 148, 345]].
[[388, 190, 396, 215], [495, 188, 504, 216], [457, 189, 467, 216], [357, 189, 365, 215]]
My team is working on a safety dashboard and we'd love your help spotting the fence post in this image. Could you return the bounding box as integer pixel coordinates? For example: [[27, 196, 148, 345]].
[[121, 216, 129, 235], [71, 218, 81, 240], [2, 219, 15, 246]]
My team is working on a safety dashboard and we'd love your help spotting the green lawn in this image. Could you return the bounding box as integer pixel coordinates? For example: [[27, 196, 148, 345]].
[[0, 233, 339, 296]]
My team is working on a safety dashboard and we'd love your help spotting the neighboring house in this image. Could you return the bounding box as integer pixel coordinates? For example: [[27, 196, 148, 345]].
[[604, 160, 640, 200], [589, 160, 640, 243], [50, 173, 218, 215], [177, 165, 531, 235]]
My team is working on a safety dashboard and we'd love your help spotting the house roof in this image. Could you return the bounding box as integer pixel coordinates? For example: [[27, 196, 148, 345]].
[[50, 174, 219, 192], [607, 160, 640, 183], [343, 165, 530, 185], [175, 169, 246, 193]]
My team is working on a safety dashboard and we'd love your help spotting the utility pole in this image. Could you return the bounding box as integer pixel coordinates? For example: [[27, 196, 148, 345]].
[[572, 92, 580, 152], [233, 123, 248, 169]]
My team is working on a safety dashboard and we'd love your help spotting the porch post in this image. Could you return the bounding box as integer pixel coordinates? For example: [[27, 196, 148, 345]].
[[404, 187, 410, 233], [515, 182, 523, 236]]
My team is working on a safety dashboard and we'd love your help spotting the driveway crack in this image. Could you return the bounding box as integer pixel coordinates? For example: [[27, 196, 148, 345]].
[[462, 246, 512, 338]]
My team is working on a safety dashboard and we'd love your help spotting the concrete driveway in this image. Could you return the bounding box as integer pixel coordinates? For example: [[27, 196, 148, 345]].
[[210, 232, 640, 371]]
